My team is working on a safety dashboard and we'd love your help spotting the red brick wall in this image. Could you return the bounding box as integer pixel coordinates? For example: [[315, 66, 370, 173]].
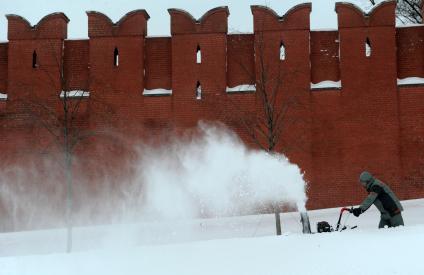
[[1, 3, 424, 218], [2, 13, 68, 168], [399, 86, 424, 197], [310, 31, 340, 84], [145, 37, 172, 90], [311, 90, 345, 207], [251, 4, 313, 194], [7, 13, 68, 40], [85, 11, 149, 182], [227, 34, 255, 88], [64, 40, 89, 91], [0, 42, 6, 147], [0, 43, 7, 92], [168, 7, 228, 35], [331, 2, 403, 208], [396, 26, 424, 79], [169, 7, 228, 128]]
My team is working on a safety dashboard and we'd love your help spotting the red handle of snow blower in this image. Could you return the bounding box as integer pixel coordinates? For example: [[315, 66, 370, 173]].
[[340, 207, 352, 214], [336, 207, 353, 231]]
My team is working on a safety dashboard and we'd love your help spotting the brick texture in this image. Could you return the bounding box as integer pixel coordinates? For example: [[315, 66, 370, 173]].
[[1, 4, 424, 226], [396, 26, 424, 79], [64, 40, 89, 91], [0, 43, 7, 92], [310, 31, 340, 84], [145, 37, 172, 90], [227, 34, 255, 88]]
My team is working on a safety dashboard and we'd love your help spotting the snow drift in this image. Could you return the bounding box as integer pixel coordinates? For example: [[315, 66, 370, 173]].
[[1, 199, 423, 275]]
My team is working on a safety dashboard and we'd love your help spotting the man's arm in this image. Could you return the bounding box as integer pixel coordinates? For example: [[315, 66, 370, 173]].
[[352, 185, 382, 217], [359, 192, 379, 212]]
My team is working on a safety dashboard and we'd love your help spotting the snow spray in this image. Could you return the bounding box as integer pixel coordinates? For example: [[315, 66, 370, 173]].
[[135, 121, 308, 220], [0, 121, 308, 231]]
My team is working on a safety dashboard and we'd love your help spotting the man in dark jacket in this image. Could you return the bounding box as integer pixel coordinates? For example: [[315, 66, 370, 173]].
[[351, 171, 404, 228]]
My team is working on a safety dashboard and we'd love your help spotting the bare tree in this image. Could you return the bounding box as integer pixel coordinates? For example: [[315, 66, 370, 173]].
[[11, 41, 114, 252], [396, 0, 422, 23], [220, 32, 311, 234]]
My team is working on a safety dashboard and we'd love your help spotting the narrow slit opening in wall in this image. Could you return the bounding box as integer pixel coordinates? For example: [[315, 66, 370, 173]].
[[114, 47, 119, 67], [32, 50, 37, 68], [365, 37, 371, 57], [279, 41, 286, 60], [196, 45, 201, 64], [196, 81, 202, 100]]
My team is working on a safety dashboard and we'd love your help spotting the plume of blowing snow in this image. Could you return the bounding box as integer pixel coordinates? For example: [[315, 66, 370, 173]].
[[137, 122, 307, 220], [0, 122, 307, 231]]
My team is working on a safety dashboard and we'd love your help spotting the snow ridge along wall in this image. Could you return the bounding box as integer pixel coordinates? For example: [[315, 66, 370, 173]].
[[1, 2, 424, 222]]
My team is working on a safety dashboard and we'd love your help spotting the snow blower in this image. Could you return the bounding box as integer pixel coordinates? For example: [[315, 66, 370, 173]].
[[316, 207, 357, 233]]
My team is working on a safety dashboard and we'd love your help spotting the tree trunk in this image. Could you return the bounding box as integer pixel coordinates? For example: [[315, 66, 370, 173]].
[[300, 211, 311, 234], [275, 211, 282, 235], [65, 149, 73, 253]]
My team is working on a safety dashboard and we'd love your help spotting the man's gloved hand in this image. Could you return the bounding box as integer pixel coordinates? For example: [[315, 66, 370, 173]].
[[352, 207, 363, 217]]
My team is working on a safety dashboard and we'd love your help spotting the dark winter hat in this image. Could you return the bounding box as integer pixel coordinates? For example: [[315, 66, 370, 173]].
[[359, 171, 373, 186]]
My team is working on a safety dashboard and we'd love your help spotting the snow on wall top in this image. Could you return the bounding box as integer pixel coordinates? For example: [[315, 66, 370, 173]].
[[143, 88, 172, 96], [311, 80, 342, 90], [60, 90, 90, 98], [226, 84, 256, 93], [398, 77, 424, 86]]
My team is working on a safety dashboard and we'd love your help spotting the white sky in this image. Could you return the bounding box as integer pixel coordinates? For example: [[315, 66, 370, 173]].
[[0, 0, 379, 41]]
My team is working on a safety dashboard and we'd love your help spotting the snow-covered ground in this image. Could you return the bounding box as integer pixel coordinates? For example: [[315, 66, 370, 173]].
[[0, 198, 422, 275]]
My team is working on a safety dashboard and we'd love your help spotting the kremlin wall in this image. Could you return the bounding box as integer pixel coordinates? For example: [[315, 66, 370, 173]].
[[1, 1, 424, 228]]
